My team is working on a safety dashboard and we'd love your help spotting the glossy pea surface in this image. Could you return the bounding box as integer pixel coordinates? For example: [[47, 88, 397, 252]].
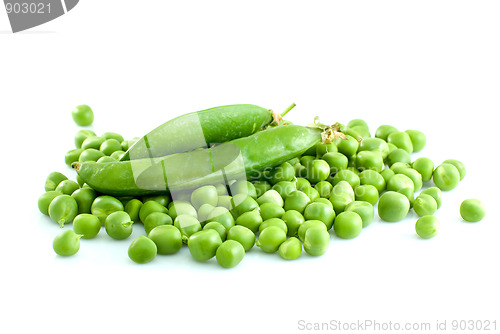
[[378, 191, 410, 222], [433, 163, 460, 191], [45, 171, 68, 192], [345, 201, 374, 228], [304, 226, 330, 256], [174, 214, 202, 241], [413, 194, 437, 217], [227, 225, 255, 251], [105, 211, 133, 240], [48, 194, 78, 227], [415, 216, 440, 239], [278, 237, 302, 260], [128, 236, 157, 264], [333, 211, 362, 239], [284, 191, 311, 213], [203, 221, 227, 241], [216, 240, 245, 268], [91, 195, 124, 225], [235, 211, 262, 233], [405, 130, 426, 152], [71, 104, 94, 126], [460, 199, 486, 222], [38, 191, 62, 215], [412, 157, 434, 182], [188, 229, 223, 261], [144, 212, 173, 235], [73, 214, 101, 239], [53, 230, 81, 256], [256, 226, 286, 253], [71, 188, 97, 214], [260, 202, 285, 220], [148, 225, 182, 255], [303, 202, 335, 230]]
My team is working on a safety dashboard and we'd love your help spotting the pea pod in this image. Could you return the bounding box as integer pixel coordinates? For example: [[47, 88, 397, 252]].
[[121, 104, 294, 161], [74, 125, 334, 197]]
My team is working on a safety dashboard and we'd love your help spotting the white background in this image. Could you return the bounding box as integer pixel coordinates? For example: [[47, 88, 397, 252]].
[[1, 1, 499, 333]]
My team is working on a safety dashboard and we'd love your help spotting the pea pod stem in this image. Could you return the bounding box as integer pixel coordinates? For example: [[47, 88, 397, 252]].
[[280, 103, 296, 118]]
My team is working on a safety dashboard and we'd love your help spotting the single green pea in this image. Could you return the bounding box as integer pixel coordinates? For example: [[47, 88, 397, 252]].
[[207, 207, 235, 230], [397, 168, 423, 192], [53, 230, 81, 256], [306, 159, 330, 183], [442, 159, 466, 180], [74, 129, 97, 149], [65, 148, 84, 167], [357, 138, 390, 160], [110, 150, 126, 160], [38, 191, 62, 215], [329, 169, 360, 188], [101, 132, 124, 143], [256, 189, 284, 207], [188, 229, 223, 261], [347, 118, 369, 129], [259, 218, 288, 234], [415, 216, 440, 239], [387, 131, 413, 153], [356, 151, 384, 172], [148, 225, 182, 255], [345, 201, 374, 227], [354, 185, 379, 205], [413, 194, 437, 217], [272, 181, 297, 199], [300, 155, 316, 166], [335, 134, 359, 157], [329, 180, 355, 214], [420, 187, 442, 209], [350, 125, 370, 138], [100, 139, 122, 156], [144, 212, 173, 235], [287, 157, 300, 166], [296, 178, 311, 191], [313, 197, 334, 209], [227, 225, 255, 251], [121, 137, 139, 151], [128, 236, 157, 264], [378, 191, 410, 222], [91, 195, 124, 225], [45, 171, 68, 192], [390, 162, 412, 173], [229, 180, 257, 199], [281, 210, 305, 237], [278, 237, 302, 260], [433, 163, 461, 191], [71, 187, 97, 214], [387, 148, 411, 166], [387, 173, 415, 204], [217, 195, 233, 211], [235, 211, 262, 233], [405, 130, 426, 152], [96, 156, 116, 163], [55, 180, 80, 196], [358, 169, 385, 194], [71, 104, 94, 126], [303, 226, 330, 256], [256, 226, 287, 253], [387, 142, 398, 153], [48, 194, 78, 227], [190, 185, 218, 210], [253, 181, 272, 197], [73, 214, 101, 239], [314, 181, 333, 198], [166, 201, 195, 221], [284, 191, 311, 213], [375, 125, 398, 141], [322, 152, 349, 174], [198, 203, 216, 224], [460, 199, 486, 222], [216, 240, 245, 268], [231, 194, 259, 216], [380, 168, 395, 184], [301, 187, 320, 202], [260, 202, 285, 220], [315, 142, 338, 157], [203, 221, 227, 241], [412, 157, 434, 182], [333, 211, 363, 239], [298, 220, 327, 242], [81, 136, 105, 150], [79, 148, 105, 162], [125, 198, 143, 223], [76, 174, 85, 187], [105, 211, 133, 240], [268, 162, 295, 184], [303, 202, 335, 230], [174, 214, 202, 242]]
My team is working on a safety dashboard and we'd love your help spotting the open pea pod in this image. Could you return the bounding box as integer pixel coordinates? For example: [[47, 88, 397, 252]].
[[120, 104, 294, 161], [74, 125, 326, 197]]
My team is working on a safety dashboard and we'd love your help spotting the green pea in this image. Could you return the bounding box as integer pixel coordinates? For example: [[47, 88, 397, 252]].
[[355, 151, 384, 172], [142, 195, 171, 209], [207, 207, 235, 230], [74, 129, 96, 148], [314, 181, 333, 198], [357, 138, 390, 160], [351, 125, 370, 138], [347, 118, 369, 129], [272, 181, 297, 199], [415, 216, 440, 239], [253, 181, 272, 197], [71, 104, 94, 126], [301, 187, 320, 202], [235, 211, 262, 233], [380, 168, 395, 184], [188, 229, 223, 261], [229, 181, 257, 199], [413, 194, 437, 217], [54, 180, 79, 195], [258, 218, 287, 234], [100, 139, 122, 156], [148, 225, 182, 255], [174, 214, 202, 242], [79, 148, 105, 162], [281, 210, 305, 237], [306, 159, 330, 183], [73, 214, 101, 239], [53, 230, 81, 256], [303, 226, 330, 256], [294, 163, 306, 178], [433, 163, 461, 191], [197, 203, 215, 224], [105, 211, 133, 240], [345, 201, 374, 228], [330, 169, 360, 188], [329, 181, 355, 214], [378, 191, 410, 222], [110, 150, 126, 160], [203, 221, 227, 241], [460, 199, 486, 222], [144, 212, 173, 235], [387, 131, 413, 153], [405, 130, 426, 152], [278, 237, 302, 260], [322, 152, 349, 174], [296, 178, 311, 191], [298, 220, 327, 242], [268, 162, 295, 184], [96, 156, 116, 163], [101, 131, 124, 143], [412, 157, 434, 182], [387, 143, 398, 153], [358, 169, 385, 193], [227, 225, 255, 251], [442, 159, 466, 180], [38, 191, 62, 215], [313, 197, 334, 209], [48, 194, 78, 227], [387, 148, 411, 166], [45, 171, 68, 192], [189, 185, 217, 210], [300, 155, 316, 166], [260, 202, 285, 220], [166, 201, 195, 221], [71, 188, 97, 214], [315, 142, 338, 157], [335, 134, 359, 157], [284, 191, 311, 213], [128, 236, 157, 264], [387, 174, 415, 205], [256, 189, 284, 207], [353, 185, 378, 205], [217, 195, 233, 211], [65, 148, 84, 167], [398, 168, 423, 192], [333, 211, 362, 239], [256, 226, 287, 253], [420, 187, 442, 209], [390, 162, 412, 173], [303, 202, 335, 230], [231, 194, 259, 216], [124, 198, 143, 223], [82, 136, 105, 150], [76, 174, 85, 187], [216, 240, 245, 268], [375, 125, 398, 141], [91, 195, 124, 225]]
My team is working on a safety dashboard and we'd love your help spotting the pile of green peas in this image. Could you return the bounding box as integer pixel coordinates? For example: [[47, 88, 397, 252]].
[[40, 112, 487, 267]]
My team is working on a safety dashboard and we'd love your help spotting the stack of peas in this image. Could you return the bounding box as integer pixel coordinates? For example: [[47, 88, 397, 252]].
[[39, 106, 487, 267]]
